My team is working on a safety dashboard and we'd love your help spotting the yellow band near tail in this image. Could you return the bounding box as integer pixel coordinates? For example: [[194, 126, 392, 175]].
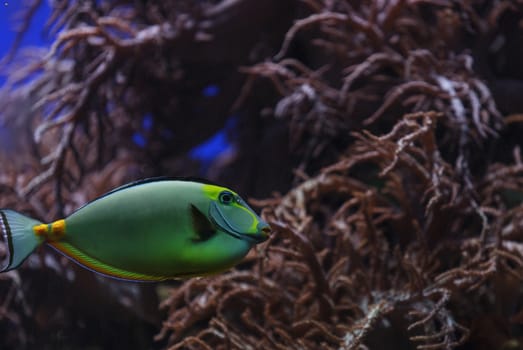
[[33, 220, 66, 241], [33, 224, 49, 237], [50, 220, 66, 240]]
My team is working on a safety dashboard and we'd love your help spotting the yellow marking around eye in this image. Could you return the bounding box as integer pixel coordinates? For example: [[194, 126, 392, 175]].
[[203, 184, 259, 232], [33, 223, 49, 237], [202, 184, 241, 200], [50, 219, 66, 240], [202, 184, 226, 200]]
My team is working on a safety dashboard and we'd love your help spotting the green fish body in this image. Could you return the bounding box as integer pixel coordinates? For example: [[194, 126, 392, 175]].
[[0, 178, 271, 281]]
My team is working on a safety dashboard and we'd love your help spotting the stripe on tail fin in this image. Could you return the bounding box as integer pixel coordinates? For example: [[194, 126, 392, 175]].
[[0, 210, 44, 271]]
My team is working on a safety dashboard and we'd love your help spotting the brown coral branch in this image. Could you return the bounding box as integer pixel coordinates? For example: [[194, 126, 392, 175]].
[[271, 220, 334, 319], [340, 300, 394, 350], [275, 12, 349, 60], [363, 81, 445, 125]]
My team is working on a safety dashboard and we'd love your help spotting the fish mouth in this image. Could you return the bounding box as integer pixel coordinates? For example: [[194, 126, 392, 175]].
[[209, 202, 271, 244], [211, 217, 269, 244], [240, 227, 270, 244], [253, 224, 271, 242]]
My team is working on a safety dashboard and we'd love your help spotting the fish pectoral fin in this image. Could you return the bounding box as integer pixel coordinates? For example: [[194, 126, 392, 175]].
[[189, 204, 216, 242]]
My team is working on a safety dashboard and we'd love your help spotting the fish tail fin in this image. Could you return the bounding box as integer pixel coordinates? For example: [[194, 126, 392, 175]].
[[0, 209, 44, 272]]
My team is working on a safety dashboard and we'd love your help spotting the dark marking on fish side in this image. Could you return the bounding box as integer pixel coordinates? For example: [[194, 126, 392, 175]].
[[189, 204, 216, 242]]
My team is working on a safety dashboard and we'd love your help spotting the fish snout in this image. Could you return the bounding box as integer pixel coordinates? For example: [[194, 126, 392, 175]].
[[256, 222, 272, 242]]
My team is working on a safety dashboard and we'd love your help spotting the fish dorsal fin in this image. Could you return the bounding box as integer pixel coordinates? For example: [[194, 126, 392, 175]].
[[72, 177, 221, 214], [97, 176, 220, 198], [189, 204, 216, 242]]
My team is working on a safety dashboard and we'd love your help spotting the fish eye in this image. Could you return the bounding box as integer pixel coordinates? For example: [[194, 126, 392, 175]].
[[219, 191, 234, 205]]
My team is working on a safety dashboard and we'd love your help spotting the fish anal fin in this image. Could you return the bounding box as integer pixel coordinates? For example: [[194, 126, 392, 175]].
[[48, 241, 167, 282], [189, 204, 216, 242]]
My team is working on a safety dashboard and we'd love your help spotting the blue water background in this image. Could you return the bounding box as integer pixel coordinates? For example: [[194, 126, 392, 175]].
[[0, 1, 52, 83], [0, 2, 230, 171]]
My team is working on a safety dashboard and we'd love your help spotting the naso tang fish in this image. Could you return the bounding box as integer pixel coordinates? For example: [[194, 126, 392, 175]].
[[0, 178, 272, 281]]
